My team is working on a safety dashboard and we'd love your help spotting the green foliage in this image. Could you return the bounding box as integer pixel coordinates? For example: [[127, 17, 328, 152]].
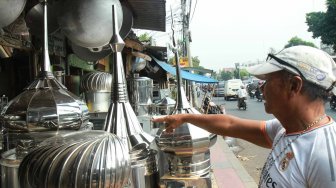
[[138, 33, 152, 43], [306, 0, 336, 50], [219, 68, 248, 80], [218, 70, 233, 80], [168, 56, 174, 65], [240, 69, 249, 78], [192, 56, 200, 67], [168, 55, 202, 68], [284, 36, 317, 48]]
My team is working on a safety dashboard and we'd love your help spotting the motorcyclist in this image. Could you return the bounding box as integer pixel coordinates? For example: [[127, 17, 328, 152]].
[[255, 81, 263, 101], [330, 89, 336, 110], [255, 87, 261, 100], [237, 85, 247, 108]]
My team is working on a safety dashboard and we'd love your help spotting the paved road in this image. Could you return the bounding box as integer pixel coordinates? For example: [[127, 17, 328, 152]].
[[207, 95, 336, 184]]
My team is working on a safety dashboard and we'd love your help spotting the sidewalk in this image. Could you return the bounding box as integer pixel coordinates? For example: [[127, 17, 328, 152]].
[[193, 95, 257, 187], [210, 136, 257, 188]]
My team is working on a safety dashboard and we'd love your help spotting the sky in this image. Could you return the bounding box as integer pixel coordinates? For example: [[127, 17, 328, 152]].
[[187, 0, 327, 72], [138, 0, 327, 72]]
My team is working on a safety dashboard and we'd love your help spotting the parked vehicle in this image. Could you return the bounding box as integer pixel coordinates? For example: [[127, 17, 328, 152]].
[[213, 81, 225, 97], [202, 93, 224, 114], [224, 79, 243, 100]]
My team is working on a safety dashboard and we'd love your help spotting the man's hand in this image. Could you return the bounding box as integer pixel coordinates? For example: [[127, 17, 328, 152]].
[[152, 114, 185, 132]]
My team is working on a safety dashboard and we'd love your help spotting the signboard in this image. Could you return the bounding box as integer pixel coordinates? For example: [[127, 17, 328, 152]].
[[179, 57, 189, 67], [172, 57, 189, 67]]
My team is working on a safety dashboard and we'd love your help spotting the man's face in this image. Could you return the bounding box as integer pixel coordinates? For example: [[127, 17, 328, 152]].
[[260, 71, 290, 115]]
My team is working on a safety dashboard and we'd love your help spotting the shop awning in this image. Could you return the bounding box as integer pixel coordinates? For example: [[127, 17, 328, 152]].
[[152, 57, 218, 83]]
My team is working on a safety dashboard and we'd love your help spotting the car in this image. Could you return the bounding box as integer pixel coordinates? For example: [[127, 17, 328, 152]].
[[224, 79, 243, 100], [213, 81, 225, 97]]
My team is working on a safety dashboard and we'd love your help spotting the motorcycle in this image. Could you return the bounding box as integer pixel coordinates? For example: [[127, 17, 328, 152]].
[[202, 95, 224, 114], [248, 90, 255, 99], [238, 97, 247, 110], [255, 90, 263, 102], [330, 95, 336, 110]]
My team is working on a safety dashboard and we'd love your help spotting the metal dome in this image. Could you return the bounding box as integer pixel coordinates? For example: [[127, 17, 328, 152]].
[[18, 130, 131, 188], [0, 1, 90, 155], [155, 41, 217, 177], [1, 71, 89, 132], [81, 72, 112, 92], [80, 72, 112, 113]]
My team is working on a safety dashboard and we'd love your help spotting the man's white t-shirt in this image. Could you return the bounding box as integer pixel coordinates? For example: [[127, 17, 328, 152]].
[[237, 88, 247, 98], [259, 117, 336, 188]]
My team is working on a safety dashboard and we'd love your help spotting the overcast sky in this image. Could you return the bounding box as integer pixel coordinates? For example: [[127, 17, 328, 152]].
[[150, 0, 326, 72], [186, 0, 327, 71]]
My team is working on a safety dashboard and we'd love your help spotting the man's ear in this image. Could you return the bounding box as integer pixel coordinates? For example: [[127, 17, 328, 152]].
[[289, 76, 303, 95]]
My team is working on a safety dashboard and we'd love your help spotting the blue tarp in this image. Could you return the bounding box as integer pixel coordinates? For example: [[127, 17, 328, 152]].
[[152, 57, 218, 83]]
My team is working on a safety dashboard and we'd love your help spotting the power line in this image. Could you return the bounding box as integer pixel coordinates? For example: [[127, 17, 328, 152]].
[[190, 0, 198, 22]]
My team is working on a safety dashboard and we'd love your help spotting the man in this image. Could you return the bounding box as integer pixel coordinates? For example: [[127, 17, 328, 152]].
[[237, 85, 247, 108], [153, 46, 336, 187]]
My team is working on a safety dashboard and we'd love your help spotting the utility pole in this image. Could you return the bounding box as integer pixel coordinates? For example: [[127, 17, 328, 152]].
[[235, 63, 240, 79], [181, 0, 198, 107]]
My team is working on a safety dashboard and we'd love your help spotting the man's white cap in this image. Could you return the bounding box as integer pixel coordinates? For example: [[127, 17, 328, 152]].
[[247, 45, 336, 90]]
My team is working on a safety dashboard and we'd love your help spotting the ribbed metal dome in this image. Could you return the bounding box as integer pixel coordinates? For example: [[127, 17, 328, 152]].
[[18, 130, 131, 188], [80, 72, 112, 113], [81, 72, 112, 92]]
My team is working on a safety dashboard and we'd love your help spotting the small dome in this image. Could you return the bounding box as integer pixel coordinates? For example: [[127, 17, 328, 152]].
[[81, 72, 112, 92], [19, 130, 131, 188]]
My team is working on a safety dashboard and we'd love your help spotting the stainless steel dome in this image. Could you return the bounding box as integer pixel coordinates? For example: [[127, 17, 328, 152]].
[[81, 72, 112, 113], [58, 0, 123, 48], [18, 130, 131, 188], [81, 72, 112, 92], [0, 0, 90, 154], [1, 71, 89, 132], [156, 41, 217, 177], [0, 0, 26, 28], [154, 96, 176, 115], [0, 0, 89, 133]]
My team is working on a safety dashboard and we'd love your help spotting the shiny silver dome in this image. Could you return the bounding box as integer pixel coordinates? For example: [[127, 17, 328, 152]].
[[0, 0, 26, 28], [81, 72, 112, 92], [81, 72, 112, 113], [18, 130, 131, 188], [58, 0, 123, 48], [1, 71, 89, 132], [1, 0, 89, 132], [156, 44, 217, 177]]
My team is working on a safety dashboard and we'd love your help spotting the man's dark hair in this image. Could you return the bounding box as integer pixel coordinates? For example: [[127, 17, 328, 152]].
[[301, 81, 329, 103], [282, 70, 329, 102]]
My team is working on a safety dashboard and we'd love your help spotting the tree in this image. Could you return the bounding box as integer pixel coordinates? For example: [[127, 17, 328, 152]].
[[306, 0, 336, 51], [284, 36, 316, 48], [192, 56, 202, 68], [138, 33, 152, 43], [168, 55, 203, 68], [239, 69, 249, 79], [218, 70, 233, 81]]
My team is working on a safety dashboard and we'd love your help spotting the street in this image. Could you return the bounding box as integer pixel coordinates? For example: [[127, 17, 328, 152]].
[[206, 95, 336, 184]]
